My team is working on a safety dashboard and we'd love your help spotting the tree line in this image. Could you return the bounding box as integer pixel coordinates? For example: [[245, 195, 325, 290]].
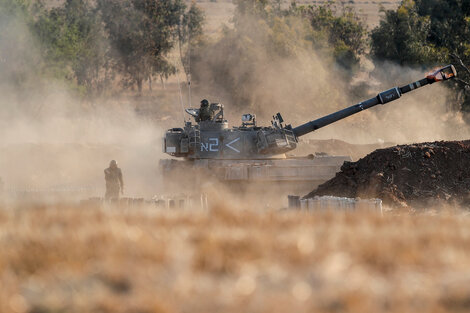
[[371, 0, 470, 112], [0, 0, 203, 96], [1, 0, 470, 112]]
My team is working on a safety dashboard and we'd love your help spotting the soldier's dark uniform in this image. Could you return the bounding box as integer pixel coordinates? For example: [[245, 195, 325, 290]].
[[197, 99, 214, 122], [104, 160, 123, 200]]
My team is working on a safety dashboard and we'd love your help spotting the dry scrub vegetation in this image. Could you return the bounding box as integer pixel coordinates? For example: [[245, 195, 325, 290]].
[[1, 203, 470, 313]]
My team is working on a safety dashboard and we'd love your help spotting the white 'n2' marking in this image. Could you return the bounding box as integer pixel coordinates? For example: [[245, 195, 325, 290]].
[[201, 138, 219, 152]]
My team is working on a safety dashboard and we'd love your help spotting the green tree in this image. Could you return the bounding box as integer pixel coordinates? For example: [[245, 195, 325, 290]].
[[370, 0, 438, 66], [414, 0, 470, 52], [178, 2, 205, 82], [414, 0, 470, 111], [33, 0, 109, 96], [297, 4, 367, 71], [0, 0, 39, 89], [370, 0, 470, 112], [97, 0, 188, 94]]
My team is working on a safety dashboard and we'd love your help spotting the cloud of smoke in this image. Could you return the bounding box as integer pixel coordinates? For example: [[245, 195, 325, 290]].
[[190, 13, 470, 145], [0, 101, 165, 202], [0, 10, 165, 201]]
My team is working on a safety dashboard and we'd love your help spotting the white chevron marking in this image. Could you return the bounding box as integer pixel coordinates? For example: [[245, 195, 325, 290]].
[[225, 137, 241, 153]]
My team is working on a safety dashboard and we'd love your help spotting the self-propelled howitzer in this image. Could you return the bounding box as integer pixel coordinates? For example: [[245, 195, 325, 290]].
[[164, 65, 456, 159], [161, 65, 457, 192]]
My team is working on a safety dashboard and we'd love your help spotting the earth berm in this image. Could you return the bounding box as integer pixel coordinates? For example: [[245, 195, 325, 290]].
[[306, 140, 470, 208]]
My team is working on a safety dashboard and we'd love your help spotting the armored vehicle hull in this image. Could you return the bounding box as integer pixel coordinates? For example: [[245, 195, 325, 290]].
[[160, 154, 351, 195]]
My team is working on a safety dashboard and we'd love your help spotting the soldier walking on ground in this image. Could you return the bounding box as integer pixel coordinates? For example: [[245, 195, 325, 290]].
[[104, 160, 124, 200]]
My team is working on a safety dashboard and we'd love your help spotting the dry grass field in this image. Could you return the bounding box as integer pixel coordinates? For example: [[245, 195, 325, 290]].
[[2, 201, 470, 313]]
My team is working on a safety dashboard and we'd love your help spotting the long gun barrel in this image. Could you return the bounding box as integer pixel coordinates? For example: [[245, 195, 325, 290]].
[[292, 65, 457, 138]]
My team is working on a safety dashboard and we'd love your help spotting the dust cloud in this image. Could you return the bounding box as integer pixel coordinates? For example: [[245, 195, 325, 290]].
[[0, 5, 175, 202], [0, 100, 165, 201], [2, 6, 470, 204], [216, 54, 467, 144], [190, 13, 470, 145]]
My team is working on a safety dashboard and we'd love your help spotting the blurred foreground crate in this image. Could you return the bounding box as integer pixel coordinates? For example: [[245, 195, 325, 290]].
[[81, 194, 208, 210], [152, 194, 208, 210], [288, 195, 382, 213]]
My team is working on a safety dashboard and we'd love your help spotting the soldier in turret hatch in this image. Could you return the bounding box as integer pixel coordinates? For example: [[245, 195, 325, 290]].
[[197, 99, 214, 122], [104, 160, 124, 200]]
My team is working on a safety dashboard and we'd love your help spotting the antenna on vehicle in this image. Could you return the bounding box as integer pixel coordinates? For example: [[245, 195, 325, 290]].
[[186, 10, 192, 108], [175, 64, 186, 123], [176, 8, 193, 121]]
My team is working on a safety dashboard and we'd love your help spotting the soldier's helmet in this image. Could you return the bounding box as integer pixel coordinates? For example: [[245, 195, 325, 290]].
[[109, 160, 118, 168], [201, 99, 209, 107]]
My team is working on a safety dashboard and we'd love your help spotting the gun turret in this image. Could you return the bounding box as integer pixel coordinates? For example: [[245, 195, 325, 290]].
[[292, 65, 457, 137]]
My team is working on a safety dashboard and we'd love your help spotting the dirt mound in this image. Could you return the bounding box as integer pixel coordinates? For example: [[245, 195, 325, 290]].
[[306, 140, 470, 207]]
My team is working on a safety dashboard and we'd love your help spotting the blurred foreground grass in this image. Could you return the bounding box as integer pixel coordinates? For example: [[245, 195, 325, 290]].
[[1, 203, 470, 313]]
